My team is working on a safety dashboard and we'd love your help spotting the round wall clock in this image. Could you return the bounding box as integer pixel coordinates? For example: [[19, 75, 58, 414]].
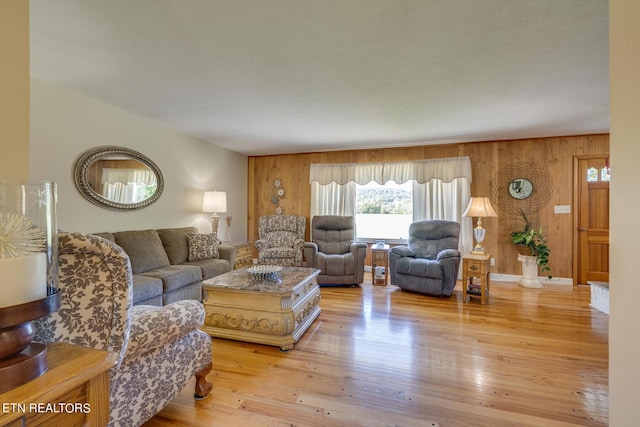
[[509, 178, 533, 199]]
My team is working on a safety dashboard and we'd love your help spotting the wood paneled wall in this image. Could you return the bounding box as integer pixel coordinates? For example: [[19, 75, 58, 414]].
[[248, 134, 609, 278]]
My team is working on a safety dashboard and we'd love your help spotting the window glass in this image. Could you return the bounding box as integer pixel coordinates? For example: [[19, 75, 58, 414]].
[[355, 181, 412, 240], [586, 167, 598, 182]]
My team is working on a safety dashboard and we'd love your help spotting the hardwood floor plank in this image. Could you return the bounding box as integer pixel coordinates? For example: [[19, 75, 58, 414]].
[[144, 277, 608, 426]]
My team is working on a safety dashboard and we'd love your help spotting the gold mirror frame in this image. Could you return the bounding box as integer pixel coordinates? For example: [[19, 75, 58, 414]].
[[73, 146, 164, 211]]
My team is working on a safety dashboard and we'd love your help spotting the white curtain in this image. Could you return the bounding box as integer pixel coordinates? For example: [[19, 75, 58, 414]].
[[101, 169, 157, 203], [309, 157, 473, 254], [413, 178, 473, 255], [310, 181, 356, 216], [309, 157, 471, 185]]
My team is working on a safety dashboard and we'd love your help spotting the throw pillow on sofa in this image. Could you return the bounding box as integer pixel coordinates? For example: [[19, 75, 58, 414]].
[[187, 233, 219, 261]]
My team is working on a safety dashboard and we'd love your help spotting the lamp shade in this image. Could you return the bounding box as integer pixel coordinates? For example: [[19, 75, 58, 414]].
[[463, 197, 497, 218], [202, 191, 227, 213]]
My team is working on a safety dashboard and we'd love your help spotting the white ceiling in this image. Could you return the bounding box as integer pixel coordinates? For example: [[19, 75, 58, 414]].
[[29, 0, 609, 156]]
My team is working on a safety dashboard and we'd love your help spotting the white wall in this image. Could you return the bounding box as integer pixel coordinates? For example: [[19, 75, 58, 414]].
[[610, 1, 640, 424], [29, 79, 248, 240]]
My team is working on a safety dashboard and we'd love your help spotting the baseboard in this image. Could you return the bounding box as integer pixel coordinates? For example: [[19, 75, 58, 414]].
[[490, 273, 573, 286], [367, 266, 573, 286]]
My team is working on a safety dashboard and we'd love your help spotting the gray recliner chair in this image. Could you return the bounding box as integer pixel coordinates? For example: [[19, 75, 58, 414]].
[[389, 220, 461, 296], [303, 215, 367, 286]]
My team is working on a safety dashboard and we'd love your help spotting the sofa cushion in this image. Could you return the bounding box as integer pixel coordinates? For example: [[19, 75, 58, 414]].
[[114, 230, 170, 274], [139, 265, 203, 293], [132, 274, 163, 306], [184, 258, 230, 280], [157, 227, 198, 265], [187, 233, 219, 261], [93, 232, 116, 243]]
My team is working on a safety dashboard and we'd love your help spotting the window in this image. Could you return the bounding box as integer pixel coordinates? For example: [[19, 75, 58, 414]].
[[309, 157, 473, 253], [355, 181, 412, 240]]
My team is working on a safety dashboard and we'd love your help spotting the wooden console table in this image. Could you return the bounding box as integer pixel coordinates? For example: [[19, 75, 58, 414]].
[[0, 342, 116, 427]]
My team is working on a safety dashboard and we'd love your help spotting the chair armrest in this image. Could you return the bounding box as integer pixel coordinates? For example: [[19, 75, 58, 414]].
[[391, 246, 415, 257], [217, 244, 237, 269], [303, 242, 318, 267], [293, 238, 305, 250], [350, 242, 368, 257], [254, 239, 270, 250], [125, 300, 205, 358], [437, 249, 460, 260]]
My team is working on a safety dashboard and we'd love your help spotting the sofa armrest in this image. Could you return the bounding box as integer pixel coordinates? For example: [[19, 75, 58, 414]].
[[303, 242, 318, 267], [125, 300, 205, 358], [254, 239, 270, 251], [217, 244, 237, 269]]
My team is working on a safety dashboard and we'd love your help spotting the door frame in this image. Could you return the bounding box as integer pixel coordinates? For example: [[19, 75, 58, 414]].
[[572, 154, 610, 285]]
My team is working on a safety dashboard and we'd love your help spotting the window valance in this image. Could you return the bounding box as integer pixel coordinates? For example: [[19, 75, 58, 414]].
[[309, 156, 472, 185]]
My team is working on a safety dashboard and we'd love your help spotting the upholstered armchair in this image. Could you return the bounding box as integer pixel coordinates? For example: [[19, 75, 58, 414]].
[[255, 215, 306, 266], [34, 232, 212, 427], [303, 215, 367, 286], [389, 220, 461, 297]]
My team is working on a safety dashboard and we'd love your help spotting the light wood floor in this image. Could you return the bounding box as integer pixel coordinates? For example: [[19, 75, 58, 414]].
[[144, 276, 608, 427]]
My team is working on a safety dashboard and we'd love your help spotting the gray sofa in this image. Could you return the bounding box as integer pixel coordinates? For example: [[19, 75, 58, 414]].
[[95, 227, 236, 306]]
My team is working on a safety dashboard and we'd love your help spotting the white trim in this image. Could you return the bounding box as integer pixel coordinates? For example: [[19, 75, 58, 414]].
[[490, 273, 573, 286]]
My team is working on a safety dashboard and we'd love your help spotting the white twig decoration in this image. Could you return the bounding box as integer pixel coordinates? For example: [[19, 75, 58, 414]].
[[0, 213, 47, 258]]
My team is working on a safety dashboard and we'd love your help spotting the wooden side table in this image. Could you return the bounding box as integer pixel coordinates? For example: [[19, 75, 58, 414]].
[[371, 244, 390, 286], [225, 241, 253, 269], [462, 253, 491, 304], [0, 342, 116, 427]]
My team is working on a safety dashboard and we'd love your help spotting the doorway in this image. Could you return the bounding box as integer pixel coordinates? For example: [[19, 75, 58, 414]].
[[573, 155, 610, 285]]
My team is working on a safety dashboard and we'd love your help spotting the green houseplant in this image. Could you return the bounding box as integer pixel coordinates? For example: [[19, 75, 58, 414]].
[[510, 209, 551, 277]]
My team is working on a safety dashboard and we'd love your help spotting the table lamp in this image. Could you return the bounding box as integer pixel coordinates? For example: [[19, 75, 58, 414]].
[[202, 190, 227, 235], [462, 197, 498, 255]]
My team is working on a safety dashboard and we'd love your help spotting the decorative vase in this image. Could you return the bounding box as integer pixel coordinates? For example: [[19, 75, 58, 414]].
[[0, 181, 60, 393], [517, 254, 543, 288]]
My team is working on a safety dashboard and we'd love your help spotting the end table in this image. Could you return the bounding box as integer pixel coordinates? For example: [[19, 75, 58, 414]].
[[462, 253, 491, 304], [371, 244, 390, 286], [224, 241, 253, 269]]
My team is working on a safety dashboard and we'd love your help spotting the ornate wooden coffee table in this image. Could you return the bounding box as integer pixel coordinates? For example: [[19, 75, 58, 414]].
[[202, 267, 321, 351]]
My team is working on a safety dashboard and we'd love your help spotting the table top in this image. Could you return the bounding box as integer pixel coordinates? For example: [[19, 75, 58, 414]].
[[371, 244, 390, 251], [463, 252, 492, 261], [203, 266, 320, 293]]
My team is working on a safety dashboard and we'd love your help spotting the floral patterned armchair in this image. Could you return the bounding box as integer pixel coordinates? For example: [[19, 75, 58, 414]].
[[255, 215, 306, 266], [34, 232, 212, 427]]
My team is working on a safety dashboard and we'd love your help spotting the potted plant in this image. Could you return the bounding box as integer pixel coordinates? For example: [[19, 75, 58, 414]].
[[510, 209, 551, 277]]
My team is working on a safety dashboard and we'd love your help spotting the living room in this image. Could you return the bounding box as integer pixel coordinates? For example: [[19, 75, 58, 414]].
[[1, 0, 639, 425]]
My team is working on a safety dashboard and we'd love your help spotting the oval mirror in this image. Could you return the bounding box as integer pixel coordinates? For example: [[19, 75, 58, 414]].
[[74, 146, 164, 210]]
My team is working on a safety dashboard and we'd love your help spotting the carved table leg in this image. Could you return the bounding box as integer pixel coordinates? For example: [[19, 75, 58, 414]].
[[194, 361, 213, 400]]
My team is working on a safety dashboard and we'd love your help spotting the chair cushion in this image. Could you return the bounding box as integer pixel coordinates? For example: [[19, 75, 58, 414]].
[[114, 229, 170, 274], [157, 227, 198, 265], [267, 231, 297, 248], [317, 252, 354, 276], [187, 233, 219, 261], [410, 238, 440, 260], [394, 257, 443, 279]]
